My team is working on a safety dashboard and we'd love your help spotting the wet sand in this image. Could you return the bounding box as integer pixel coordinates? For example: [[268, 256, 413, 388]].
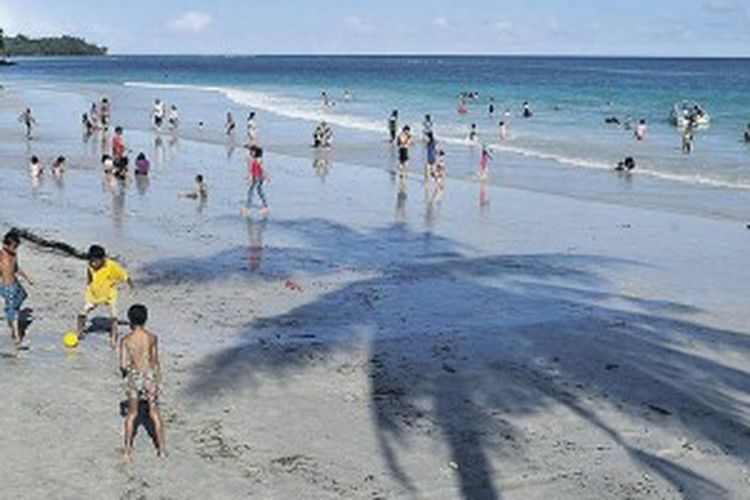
[[0, 85, 749, 499]]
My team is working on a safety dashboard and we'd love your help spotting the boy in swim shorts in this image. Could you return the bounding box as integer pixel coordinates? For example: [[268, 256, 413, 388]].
[[77, 244, 134, 349], [120, 304, 165, 459], [1, 230, 34, 356]]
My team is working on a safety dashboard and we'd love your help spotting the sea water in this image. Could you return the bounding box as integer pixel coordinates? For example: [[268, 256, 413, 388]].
[[2, 55, 749, 218]]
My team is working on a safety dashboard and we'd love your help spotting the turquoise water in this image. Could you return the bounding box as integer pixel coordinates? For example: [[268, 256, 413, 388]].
[[2, 55, 750, 191]]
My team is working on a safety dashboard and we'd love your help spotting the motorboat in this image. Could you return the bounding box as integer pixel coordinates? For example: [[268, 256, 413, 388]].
[[670, 101, 710, 128]]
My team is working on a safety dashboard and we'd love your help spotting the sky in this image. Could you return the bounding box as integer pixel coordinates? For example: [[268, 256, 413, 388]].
[[1, 0, 749, 56]]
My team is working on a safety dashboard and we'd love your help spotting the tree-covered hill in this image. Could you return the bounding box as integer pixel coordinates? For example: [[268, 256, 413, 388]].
[[0, 29, 107, 56]]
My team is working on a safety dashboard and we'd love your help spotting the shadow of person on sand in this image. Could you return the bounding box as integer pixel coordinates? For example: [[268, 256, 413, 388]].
[[142, 218, 748, 499]]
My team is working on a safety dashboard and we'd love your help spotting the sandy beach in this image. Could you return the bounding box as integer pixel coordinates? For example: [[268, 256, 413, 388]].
[[1, 82, 749, 500]]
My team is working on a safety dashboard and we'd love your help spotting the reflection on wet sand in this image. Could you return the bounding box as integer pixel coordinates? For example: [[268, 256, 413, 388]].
[[395, 175, 407, 223], [135, 174, 150, 196], [246, 218, 267, 273], [479, 181, 490, 214], [313, 150, 331, 182], [154, 135, 165, 165]]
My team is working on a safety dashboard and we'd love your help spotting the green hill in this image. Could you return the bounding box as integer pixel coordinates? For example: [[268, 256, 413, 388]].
[[0, 28, 107, 56]]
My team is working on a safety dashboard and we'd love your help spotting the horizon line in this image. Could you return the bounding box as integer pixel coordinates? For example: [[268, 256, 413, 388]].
[[16, 52, 750, 60]]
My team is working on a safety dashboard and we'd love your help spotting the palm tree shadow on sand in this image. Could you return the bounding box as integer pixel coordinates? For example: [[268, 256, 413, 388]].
[[142, 218, 748, 499]]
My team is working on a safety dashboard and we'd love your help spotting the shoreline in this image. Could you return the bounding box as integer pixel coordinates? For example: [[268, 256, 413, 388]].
[[4, 80, 749, 223], [0, 80, 749, 498]]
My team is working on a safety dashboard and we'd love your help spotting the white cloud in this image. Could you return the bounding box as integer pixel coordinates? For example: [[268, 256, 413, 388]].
[[434, 17, 449, 27], [494, 21, 513, 33], [168, 11, 212, 34], [704, 0, 739, 11], [345, 16, 375, 35]]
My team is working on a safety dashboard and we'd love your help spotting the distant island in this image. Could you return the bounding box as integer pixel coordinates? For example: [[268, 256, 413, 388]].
[[0, 28, 107, 57]]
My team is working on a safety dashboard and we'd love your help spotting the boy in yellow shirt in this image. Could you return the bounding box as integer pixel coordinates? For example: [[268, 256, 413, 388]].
[[77, 245, 134, 348]]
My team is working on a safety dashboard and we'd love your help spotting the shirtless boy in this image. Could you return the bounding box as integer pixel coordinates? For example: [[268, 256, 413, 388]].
[[1, 230, 34, 356], [120, 304, 166, 459]]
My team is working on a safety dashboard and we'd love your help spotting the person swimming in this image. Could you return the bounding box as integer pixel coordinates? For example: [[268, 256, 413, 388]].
[[615, 156, 636, 172], [522, 101, 533, 118], [744, 123, 750, 143]]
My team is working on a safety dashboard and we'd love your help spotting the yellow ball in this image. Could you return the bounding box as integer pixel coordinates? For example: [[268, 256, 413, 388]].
[[63, 332, 79, 348]]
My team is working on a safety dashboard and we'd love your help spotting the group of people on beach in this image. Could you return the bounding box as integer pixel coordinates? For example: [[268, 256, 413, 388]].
[[1, 230, 166, 459], [81, 97, 112, 135], [152, 98, 179, 132]]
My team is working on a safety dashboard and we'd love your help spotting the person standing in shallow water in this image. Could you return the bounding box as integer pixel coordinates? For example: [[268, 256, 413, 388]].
[[19, 108, 35, 139], [425, 132, 437, 178], [388, 110, 398, 143], [682, 122, 694, 154], [635, 119, 647, 141], [397, 125, 413, 172], [241, 146, 270, 217], [226, 112, 236, 136]]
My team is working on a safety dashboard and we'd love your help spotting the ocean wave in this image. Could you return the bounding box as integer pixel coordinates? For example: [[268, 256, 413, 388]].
[[124, 80, 750, 191], [124, 80, 385, 134]]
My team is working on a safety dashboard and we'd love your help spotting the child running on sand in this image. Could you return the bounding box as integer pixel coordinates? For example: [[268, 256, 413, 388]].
[[1, 230, 34, 356], [241, 147, 270, 217], [77, 245, 134, 349], [120, 304, 166, 459]]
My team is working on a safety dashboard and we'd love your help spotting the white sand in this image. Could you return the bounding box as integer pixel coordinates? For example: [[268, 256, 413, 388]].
[[0, 85, 748, 499]]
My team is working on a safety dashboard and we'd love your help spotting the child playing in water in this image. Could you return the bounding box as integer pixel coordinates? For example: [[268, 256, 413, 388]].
[[397, 125, 413, 171], [77, 244, 134, 349], [499, 121, 508, 140], [241, 147, 270, 217], [1, 230, 34, 356], [102, 154, 115, 175], [51, 156, 66, 177], [135, 152, 150, 176], [120, 304, 166, 459], [179, 175, 208, 200], [29, 156, 43, 177], [433, 150, 446, 189], [168, 105, 179, 131], [468, 123, 478, 142], [479, 145, 492, 180]]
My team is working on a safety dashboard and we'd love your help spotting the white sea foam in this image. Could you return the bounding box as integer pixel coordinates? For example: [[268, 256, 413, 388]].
[[124, 81, 750, 191]]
